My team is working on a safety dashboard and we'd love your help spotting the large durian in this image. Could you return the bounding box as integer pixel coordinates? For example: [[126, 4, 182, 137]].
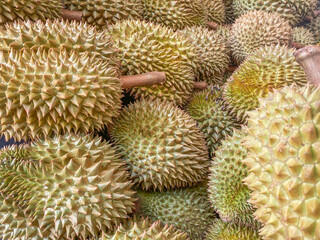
[[204, 0, 226, 24], [186, 86, 242, 157], [138, 184, 216, 239], [179, 27, 229, 85], [0, 48, 122, 141], [107, 20, 196, 106], [243, 84, 320, 240], [293, 27, 317, 45], [0, 134, 136, 240], [109, 98, 210, 191], [230, 10, 292, 64], [224, 45, 307, 121]]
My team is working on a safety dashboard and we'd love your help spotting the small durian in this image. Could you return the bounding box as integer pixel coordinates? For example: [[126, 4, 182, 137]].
[[293, 27, 317, 45], [109, 98, 210, 191], [0, 134, 136, 240], [204, 0, 226, 24], [230, 10, 292, 64], [243, 85, 320, 240], [186, 86, 242, 157], [206, 219, 261, 240]]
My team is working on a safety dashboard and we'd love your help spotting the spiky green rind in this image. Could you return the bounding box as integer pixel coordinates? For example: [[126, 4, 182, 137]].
[[305, 15, 320, 42], [223, 0, 235, 23], [110, 98, 210, 191], [206, 219, 261, 240], [224, 45, 307, 122], [0, 134, 136, 240], [107, 20, 196, 106], [0, 48, 122, 141], [293, 27, 317, 45], [63, 0, 143, 28], [208, 129, 259, 228], [0, 0, 62, 24], [204, 0, 226, 24], [232, 0, 317, 25], [138, 185, 216, 240], [230, 10, 292, 64], [142, 0, 206, 31], [243, 85, 320, 240], [186, 86, 241, 157], [103, 217, 189, 240], [179, 26, 229, 85]]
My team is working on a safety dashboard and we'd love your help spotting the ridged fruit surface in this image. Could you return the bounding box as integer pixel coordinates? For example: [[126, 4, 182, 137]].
[[110, 98, 210, 191], [223, 0, 235, 23], [293, 27, 316, 45], [107, 20, 196, 106], [0, 48, 122, 141], [243, 85, 320, 240], [0, 134, 136, 240], [230, 10, 292, 64], [305, 15, 320, 42], [204, 0, 226, 24]]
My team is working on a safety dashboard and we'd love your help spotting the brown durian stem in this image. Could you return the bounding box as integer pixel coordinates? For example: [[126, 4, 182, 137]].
[[294, 45, 320, 86], [193, 81, 208, 90], [305, 15, 314, 21], [206, 22, 218, 30], [291, 42, 306, 49], [314, 10, 320, 18], [227, 65, 237, 73], [61, 9, 83, 21], [120, 72, 166, 88]]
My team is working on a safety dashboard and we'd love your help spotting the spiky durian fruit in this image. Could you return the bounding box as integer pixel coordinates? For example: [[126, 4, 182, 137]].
[[206, 219, 261, 240], [224, 45, 307, 121], [230, 10, 292, 64], [232, 0, 317, 25], [305, 15, 320, 42], [204, 0, 226, 24], [103, 217, 189, 240], [293, 27, 317, 45], [107, 20, 195, 106], [0, 134, 136, 240], [0, 0, 62, 24], [208, 130, 259, 228], [109, 98, 210, 191], [63, 0, 143, 28], [243, 84, 320, 240], [0, 48, 122, 141], [223, 0, 235, 23], [138, 184, 216, 240], [179, 26, 229, 85], [142, 0, 207, 31], [186, 86, 242, 157]]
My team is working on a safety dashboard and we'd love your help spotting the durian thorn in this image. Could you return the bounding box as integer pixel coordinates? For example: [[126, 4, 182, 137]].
[[294, 45, 320, 86], [206, 22, 218, 30], [291, 42, 306, 49], [193, 81, 208, 90], [120, 72, 166, 88], [61, 9, 83, 21], [227, 65, 237, 73]]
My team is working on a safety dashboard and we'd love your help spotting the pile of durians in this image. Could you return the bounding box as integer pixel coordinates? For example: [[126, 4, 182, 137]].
[[0, 0, 319, 239]]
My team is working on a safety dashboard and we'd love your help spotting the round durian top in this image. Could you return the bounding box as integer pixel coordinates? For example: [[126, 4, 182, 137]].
[[230, 10, 292, 64], [293, 27, 317, 45]]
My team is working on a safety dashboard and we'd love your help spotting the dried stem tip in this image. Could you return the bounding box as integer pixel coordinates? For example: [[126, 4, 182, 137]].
[[120, 72, 166, 88], [206, 22, 218, 30], [227, 65, 237, 73], [61, 9, 83, 21], [193, 81, 208, 90], [291, 42, 306, 49]]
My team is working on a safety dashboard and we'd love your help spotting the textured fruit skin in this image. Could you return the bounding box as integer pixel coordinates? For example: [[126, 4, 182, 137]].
[[224, 45, 307, 122], [243, 85, 320, 240], [230, 10, 292, 64], [0, 0, 62, 24], [103, 217, 189, 240], [208, 130, 259, 228], [110, 98, 210, 191], [142, 0, 206, 31], [205, 219, 261, 240], [232, 0, 317, 26], [179, 27, 229, 85], [0, 48, 122, 141], [293, 27, 316, 45], [0, 134, 136, 240], [64, 0, 143, 28], [107, 20, 196, 106], [186, 86, 241, 157], [305, 15, 320, 42], [204, 0, 226, 24], [138, 184, 216, 240]]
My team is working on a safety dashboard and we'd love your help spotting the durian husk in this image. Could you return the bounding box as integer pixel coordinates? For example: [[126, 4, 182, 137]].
[[204, 0, 226, 24], [293, 27, 317, 45]]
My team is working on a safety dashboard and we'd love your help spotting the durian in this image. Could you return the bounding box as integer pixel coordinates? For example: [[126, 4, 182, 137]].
[[205, 219, 261, 240], [223, 0, 235, 23], [223, 45, 307, 121], [243, 84, 320, 240], [0, 134, 136, 239], [186, 86, 242, 157], [109, 98, 210, 191], [204, 0, 226, 24], [293, 27, 317, 45], [305, 14, 320, 42], [0, 48, 122, 141], [230, 10, 292, 64]]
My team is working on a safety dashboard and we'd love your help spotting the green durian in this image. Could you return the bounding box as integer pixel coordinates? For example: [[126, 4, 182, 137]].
[[305, 14, 320, 42], [0, 48, 122, 141], [223, 45, 307, 122], [230, 10, 292, 64], [223, 0, 235, 23], [204, 0, 226, 24], [107, 20, 196, 106], [206, 219, 261, 240], [186, 86, 242, 157], [0, 134, 136, 240], [109, 98, 210, 191], [243, 84, 320, 240], [293, 27, 317, 45]]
